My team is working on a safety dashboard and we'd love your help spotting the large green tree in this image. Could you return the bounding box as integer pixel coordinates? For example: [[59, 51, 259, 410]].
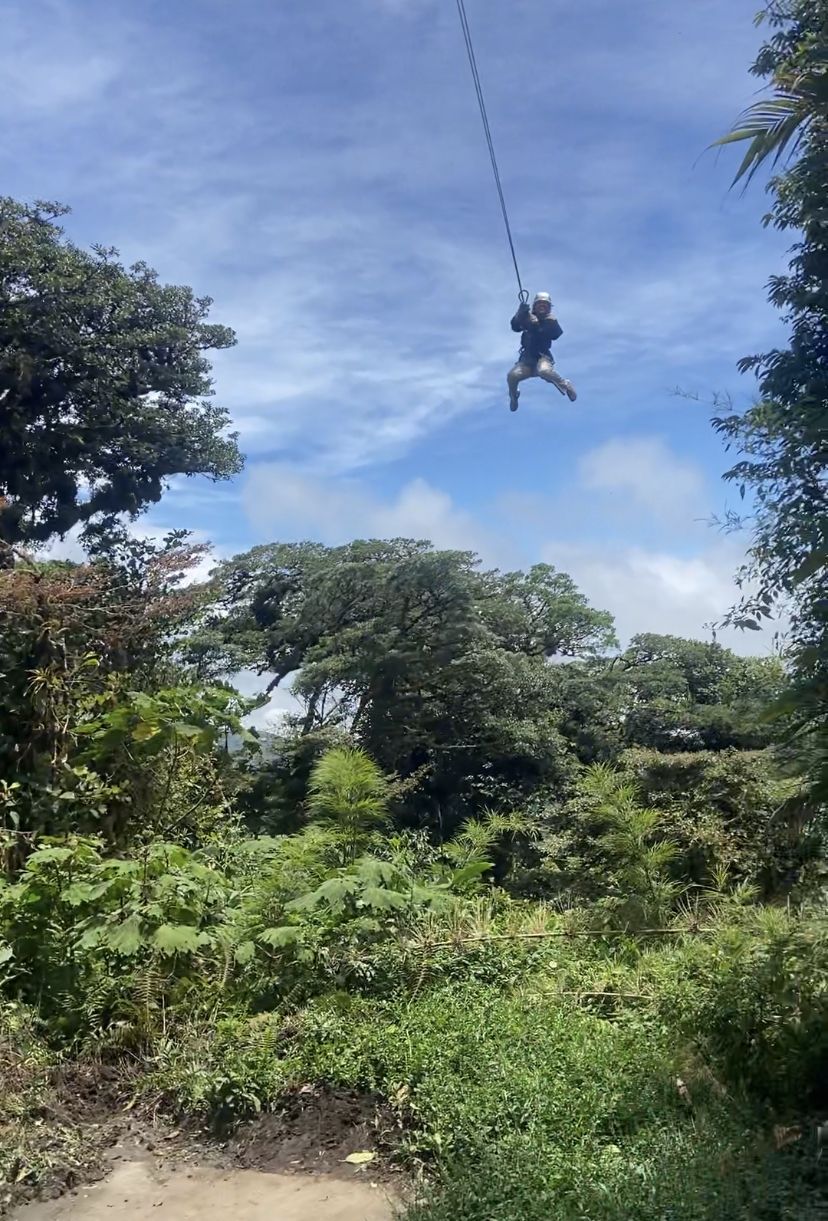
[[543, 635, 785, 763], [617, 633, 785, 752], [215, 539, 615, 831], [0, 199, 242, 554], [714, 0, 828, 796]]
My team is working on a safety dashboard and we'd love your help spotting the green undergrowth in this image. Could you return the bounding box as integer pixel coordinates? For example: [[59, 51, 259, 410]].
[[144, 918, 828, 1221], [3, 864, 827, 1219], [0, 1003, 107, 1213]]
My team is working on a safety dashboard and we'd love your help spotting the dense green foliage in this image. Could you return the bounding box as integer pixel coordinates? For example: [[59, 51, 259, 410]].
[[1, 8, 828, 1215], [0, 534, 824, 1217], [211, 542, 615, 834], [716, 0, 828, 800], [0, 199, 241, 554]]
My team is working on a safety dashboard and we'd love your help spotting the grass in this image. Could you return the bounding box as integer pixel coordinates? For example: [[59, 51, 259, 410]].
[[292, 984, 822, 1220], [5, 910, 828, 1219], [147, 919, 828, 1220]]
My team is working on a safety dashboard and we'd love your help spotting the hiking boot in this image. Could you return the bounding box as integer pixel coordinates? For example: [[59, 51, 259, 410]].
[[509, 387, 520, 412], [562, 380, 578, 402]]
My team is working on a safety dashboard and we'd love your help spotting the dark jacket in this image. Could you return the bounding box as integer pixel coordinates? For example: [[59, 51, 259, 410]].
[[510, 304, 563, 362]]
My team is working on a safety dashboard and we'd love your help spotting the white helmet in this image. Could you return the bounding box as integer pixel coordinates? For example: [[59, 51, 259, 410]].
[[533, 292, 552, 308]]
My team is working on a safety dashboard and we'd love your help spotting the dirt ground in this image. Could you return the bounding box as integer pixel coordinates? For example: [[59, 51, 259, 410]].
[[4, 1073, 403, 1221], [14, 1161, 394, 1221]]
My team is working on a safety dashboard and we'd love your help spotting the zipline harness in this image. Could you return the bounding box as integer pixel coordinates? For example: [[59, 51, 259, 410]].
[[454, 0, 529, 304]]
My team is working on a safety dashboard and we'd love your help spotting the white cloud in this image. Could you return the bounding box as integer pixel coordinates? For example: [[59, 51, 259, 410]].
[[579, 436, 709, 522], [540, 538, 775, 656], [37, 526, 87, 564], [496, 432, 717, 546], [242, 465, 498, 558], [240, 444, 776, 655], [232, 668, 303, 732], [493, 433, 775, 654]]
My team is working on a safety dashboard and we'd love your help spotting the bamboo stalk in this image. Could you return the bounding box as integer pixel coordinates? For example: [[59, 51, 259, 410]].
[[415, 926, 708, 950], [562, 991, 650, 1000]]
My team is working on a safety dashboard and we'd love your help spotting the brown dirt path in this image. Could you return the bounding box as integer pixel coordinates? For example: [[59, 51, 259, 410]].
[[14, 1161, 395, 1221]]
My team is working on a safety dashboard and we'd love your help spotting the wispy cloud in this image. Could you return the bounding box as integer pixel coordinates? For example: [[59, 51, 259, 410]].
[[0, 1, 124, 120], [539, 537, 765, 654], [2, 0, 782, 474]]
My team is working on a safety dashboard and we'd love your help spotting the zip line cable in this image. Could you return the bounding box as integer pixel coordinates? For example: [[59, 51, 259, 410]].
[[454, 0, 528, 302]]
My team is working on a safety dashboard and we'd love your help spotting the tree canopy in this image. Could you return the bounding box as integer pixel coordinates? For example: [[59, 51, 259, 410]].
[[0, 199, 242, 555], [212, 540, 616, 831], [715, 0, 828, 797]]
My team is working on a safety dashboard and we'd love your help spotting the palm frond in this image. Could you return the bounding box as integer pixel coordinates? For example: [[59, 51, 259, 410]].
[[713, 92, 811, 185]]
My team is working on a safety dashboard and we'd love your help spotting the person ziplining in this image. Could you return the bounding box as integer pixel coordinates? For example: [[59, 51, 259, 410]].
[[454, 0, 579, 415], [507, 293, 577, 412]]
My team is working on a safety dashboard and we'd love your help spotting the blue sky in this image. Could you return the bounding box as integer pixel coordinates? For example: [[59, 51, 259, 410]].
[[6, 0, 790, 656]]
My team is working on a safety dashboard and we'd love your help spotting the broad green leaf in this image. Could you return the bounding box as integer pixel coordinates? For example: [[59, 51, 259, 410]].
[[63, 879, 120, 906], [105, 914, 143, 956], [450, 860, 493, 889], [356, 858, 398, 887], [0, 944, 14, 964], [287, 877, 358, 914], [26, 847, 74, 867], [344, 1151, 376, 1165], [101, 859, 141, 876], [78, 925, 107, 949], [360, 885, 407, 911], [132, 722, 161, 743], [184, 863, 223, 883], [234, 939, 256, 965], [172, 722, 205, 739], [152, 924, 202, 955], [258, 926, 301, 948]]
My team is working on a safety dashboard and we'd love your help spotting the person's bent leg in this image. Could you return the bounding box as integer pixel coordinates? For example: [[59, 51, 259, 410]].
[[507, 362, 535, 411], [537, 357, 578, 402]]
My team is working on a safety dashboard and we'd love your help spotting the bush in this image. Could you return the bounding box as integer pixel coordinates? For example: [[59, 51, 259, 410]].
[[619, 748, 819, 897], [666, 911, 828, 1108], [147, 967, 828, 1219]]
